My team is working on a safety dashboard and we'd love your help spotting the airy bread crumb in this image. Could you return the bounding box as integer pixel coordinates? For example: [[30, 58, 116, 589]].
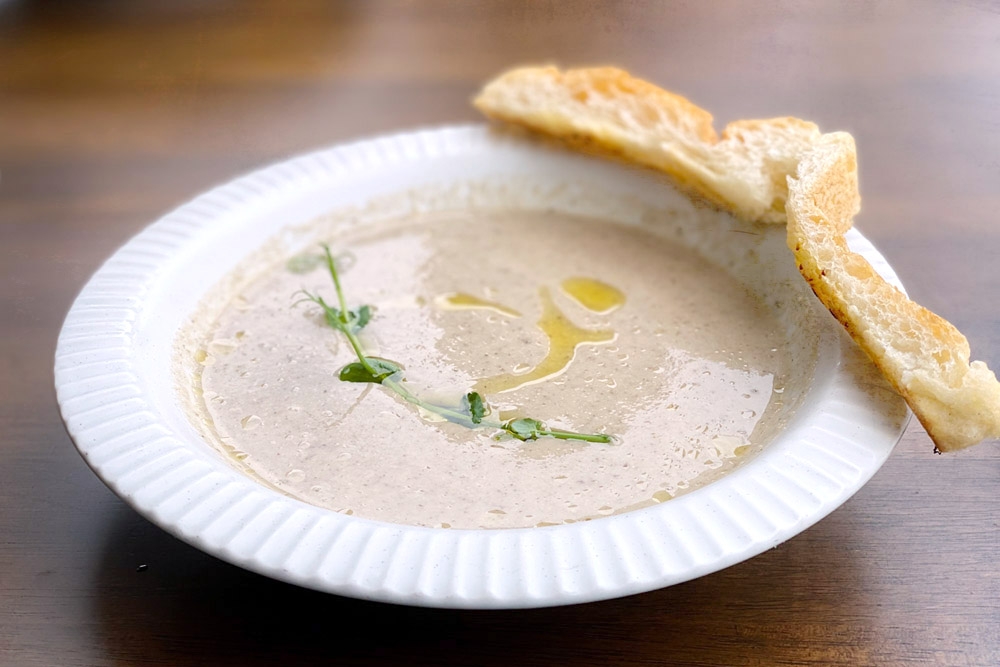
[[474, 65, 1000, 452]]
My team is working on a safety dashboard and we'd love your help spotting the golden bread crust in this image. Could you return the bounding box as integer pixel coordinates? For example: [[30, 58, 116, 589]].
[[474, 66, 822, 223], [785, 137, 1000, 452], [475, 65, 1000, 451]]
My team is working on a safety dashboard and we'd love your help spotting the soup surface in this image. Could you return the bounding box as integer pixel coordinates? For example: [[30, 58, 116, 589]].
[[187, 210, 793, 528]]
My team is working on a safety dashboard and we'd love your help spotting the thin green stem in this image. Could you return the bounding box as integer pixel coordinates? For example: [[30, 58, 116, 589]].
[[321, 244, 351, 324], [340, 321, 380, 377], [309, 293, 381, 379], [382, 377, 504, 430], [539, 429, 612, 444]]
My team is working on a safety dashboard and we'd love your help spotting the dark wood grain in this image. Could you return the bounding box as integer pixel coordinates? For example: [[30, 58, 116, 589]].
[[2, 1, 999, 665]]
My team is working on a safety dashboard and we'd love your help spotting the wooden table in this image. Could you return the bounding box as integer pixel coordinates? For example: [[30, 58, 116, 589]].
[[3, 1, 998, 664]]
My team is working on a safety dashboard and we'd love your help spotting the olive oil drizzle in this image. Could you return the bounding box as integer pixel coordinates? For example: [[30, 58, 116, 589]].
[[435, 292, 522, 318], [560, 277, 626, 313], [475, 287, 615, 395]]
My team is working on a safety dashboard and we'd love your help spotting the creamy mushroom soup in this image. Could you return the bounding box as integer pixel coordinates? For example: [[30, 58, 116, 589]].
[[183, 210, 796, 528]]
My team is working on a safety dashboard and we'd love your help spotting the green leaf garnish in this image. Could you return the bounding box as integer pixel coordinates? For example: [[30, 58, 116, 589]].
[[339, 358, 401, 384], [286, 252, 324, 274], [505, 417, 544, 441], [295, 244, 613, 444], [322, 304, 345, 329], [466, 392, 486, 424], [353, 305, 371, 331]]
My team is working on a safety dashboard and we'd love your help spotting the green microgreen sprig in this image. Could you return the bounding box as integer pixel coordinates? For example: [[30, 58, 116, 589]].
[[293, 244, 612, 444]]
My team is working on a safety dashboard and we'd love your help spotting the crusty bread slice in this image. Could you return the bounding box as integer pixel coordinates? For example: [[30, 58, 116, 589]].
[[473, 65, 825, 224], [475, 65, 1000, 451], [786, 136, 1000, 451]]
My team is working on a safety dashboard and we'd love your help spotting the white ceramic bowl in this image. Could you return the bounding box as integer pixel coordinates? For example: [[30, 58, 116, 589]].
[[55, 125, 909, 608]]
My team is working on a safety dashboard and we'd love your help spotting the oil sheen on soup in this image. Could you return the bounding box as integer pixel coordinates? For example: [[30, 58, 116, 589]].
[[191, 210, 792, 529]]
